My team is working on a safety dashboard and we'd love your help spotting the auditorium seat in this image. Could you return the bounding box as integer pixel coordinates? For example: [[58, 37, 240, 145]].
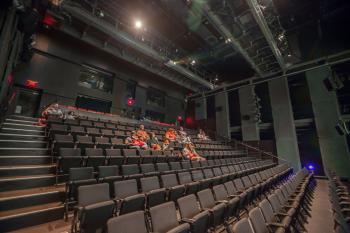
[[95, 136, 112, 149], [161, 173, 186, 201], [178, 171, 199, 194], [106, 149, 124, 165], [249, 206, 285, 233], [114, 179, 145, 215], [87, 127, 102, 137], [70, 125, 86, 136], [123, 149, 140, 164], [49, 124, 68, 137], [72, 183, 114, 233], [150, 202, 191, 233], [52, 134, 75, 153], [121, 164, 143, 179], [57, 148, 82, 174], [197, 189, 227, 229], [177, 194, 210, 233], [140, 163, 159, 177], [85, 148, 106, 170], [140, 176, 166, 207], [212, 184, 240, 219], [107, 211, 148, 233]]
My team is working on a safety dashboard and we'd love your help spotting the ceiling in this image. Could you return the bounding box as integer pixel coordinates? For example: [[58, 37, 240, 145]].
[[46, 0, 350, 90]]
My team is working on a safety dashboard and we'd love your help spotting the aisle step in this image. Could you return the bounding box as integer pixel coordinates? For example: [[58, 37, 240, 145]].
[[8, 115, 38, 122], [1, 122, 44, 131], [0, 140, 47, 148], [0, 156, 52, 165], [0, 133, 46, 141], [0, 165, 55, 177], [0, 148, 49, 155], [0, 175, 56, 191], [0, 202, 64, 232], [5, 118, 39, 125], [0, 128, 45, 136]]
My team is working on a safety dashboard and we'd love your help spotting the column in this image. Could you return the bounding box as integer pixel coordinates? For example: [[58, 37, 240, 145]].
[[306, 67, 350, 178], [215, 91, 230, 139], [268, 77, 301, 171], [238, 85, 260, 141], [195, 96, 207, 120]]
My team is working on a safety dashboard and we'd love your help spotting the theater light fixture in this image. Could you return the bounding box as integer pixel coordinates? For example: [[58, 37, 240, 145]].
[[190, 59, 196, 65], [307, 164, 315, 171], [135, 20, 143, 29]]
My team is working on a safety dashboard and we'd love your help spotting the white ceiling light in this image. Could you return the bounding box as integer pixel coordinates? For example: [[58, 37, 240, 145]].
[[135, 20, 143, 29]]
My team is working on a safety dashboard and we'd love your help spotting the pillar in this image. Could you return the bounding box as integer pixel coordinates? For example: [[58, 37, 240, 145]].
[[268, 77, 301, 171], [238, 85, 260, 141], [215, 91, 230, 140], [195, 97, 207, 120], [306, 67, 350, 178]]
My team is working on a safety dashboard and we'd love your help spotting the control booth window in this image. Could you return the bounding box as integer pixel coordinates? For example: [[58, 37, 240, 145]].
[[78, 64, 114, 94], [147, 87, 165, 108]]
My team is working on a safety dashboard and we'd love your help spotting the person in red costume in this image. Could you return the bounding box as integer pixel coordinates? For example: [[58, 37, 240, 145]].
[[182, 143, 205, 161]]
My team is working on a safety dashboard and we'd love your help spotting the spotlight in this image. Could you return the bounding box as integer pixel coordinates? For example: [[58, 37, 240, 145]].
[[190, 59, 196, 65], [214, 78, 219, 82], [278, 34, 284, 41], [135, 20, 143, 29], [307, 164, 315, 171], [225, 38, 232, 44]]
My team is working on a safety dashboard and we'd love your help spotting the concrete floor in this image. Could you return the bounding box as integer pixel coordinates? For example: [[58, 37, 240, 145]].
[[305, 179, 334, 233]]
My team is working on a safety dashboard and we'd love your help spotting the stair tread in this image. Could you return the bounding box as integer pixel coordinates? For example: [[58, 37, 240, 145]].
[[2, 122, 44, 127], [5, 119, 39, 124], [0, 148, 48, 150], [0, 202, 63, 218], [1, 128, 44, 133], [7, 216, 71, 233], [0, 133, 46, 138], [0, 174, 56, 181], [0, 184, 65, 199], [0, 165, 55, 169], [0, 140, 47, 143]]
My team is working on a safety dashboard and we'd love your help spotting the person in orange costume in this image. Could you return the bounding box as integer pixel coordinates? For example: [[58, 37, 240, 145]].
[[182, 143, 205, 161], [136, 124, 150, 142], [165, 128, 177, 141]]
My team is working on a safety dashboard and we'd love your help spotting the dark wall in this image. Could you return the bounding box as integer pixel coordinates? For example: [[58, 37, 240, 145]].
[[13, 28, 187, 123]]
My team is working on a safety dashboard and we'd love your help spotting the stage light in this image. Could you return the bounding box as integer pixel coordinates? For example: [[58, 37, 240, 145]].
[[190, 59, 196, 65], [307, 164, 315, 171], [177, 116, 183, 121], [25, 79, 38, 89], [135, 20, 143, 29], [127, 97, 135, 106], [214, 77, 219, 81]]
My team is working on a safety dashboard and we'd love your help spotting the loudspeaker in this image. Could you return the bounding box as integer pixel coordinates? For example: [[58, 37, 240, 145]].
[[215, 106, 222, 112]]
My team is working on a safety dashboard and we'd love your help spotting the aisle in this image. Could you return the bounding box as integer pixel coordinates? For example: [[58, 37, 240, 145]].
[[305, 179, 333, 233]]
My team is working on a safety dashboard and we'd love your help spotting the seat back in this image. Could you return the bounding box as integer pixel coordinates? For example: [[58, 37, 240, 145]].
[[60, 148, 81, 156], [69, 167, 94, 181], [248, 207, 268, 233], [86, 148, 104, 157], [78, 183, 110, 207], [114, 179, 139, 199], [150, 202, 181, 233], [107, 211, 148, 233], [161, 174, 179, 188], [197, 189, 216, 209], [177, 194, 200, 219], [140, 176, 161, 192], [98, 166, 120, 178], [232, 218, 254, 233]]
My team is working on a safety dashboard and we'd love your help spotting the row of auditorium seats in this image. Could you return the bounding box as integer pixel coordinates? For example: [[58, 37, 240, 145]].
[[69, 163, 296, 233], [58, 149, 257, 175], [64, 158, 269, 207], [233, 169, 315, 233], [327, 171, 350, 233]]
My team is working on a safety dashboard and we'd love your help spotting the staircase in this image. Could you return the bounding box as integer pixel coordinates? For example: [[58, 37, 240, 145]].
[[0, 115, 65, 232]]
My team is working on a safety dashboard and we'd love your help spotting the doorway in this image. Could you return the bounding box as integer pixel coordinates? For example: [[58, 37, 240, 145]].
[[15, 87, 42, 117]]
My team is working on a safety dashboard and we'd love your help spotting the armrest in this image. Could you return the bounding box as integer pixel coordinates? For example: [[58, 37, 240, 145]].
[[181, 218, 195, 224], [266, 222, 287, 228]]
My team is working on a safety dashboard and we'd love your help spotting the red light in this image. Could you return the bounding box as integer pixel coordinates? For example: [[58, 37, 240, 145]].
[[127, 97, 135, 106], [6, 74, 13, 84], [25, 80, 38, 88], [177, 116, 183, 121], [42, 12, 57, 27], [186, 117, 193, 125]]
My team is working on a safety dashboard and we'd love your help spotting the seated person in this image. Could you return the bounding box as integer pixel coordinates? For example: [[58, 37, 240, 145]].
[[165, 128, 177, 142], [162, 139, 170, 151], [136, 124, 150, 141], [182, 143, 205, 161], [197, 129, 209, 140], [64, 111, 76, 120], [125, 131, 148, 149], [38, 103, 63, 126], [147, 132, 161, 150], [177, 126, 191, 144]]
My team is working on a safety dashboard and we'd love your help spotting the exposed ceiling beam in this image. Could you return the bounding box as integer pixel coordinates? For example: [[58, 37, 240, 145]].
[[60, 2, 214, 90], [58, 24, 202, 92], [202, 3, 263, 76], [244, 0, 286, 70]]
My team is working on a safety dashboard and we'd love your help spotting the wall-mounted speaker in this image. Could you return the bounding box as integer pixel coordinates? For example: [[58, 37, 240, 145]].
[[215, 106, 222, 112]]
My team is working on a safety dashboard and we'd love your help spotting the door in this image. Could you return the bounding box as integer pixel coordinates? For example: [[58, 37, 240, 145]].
[[15, 87, 42, 117]]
